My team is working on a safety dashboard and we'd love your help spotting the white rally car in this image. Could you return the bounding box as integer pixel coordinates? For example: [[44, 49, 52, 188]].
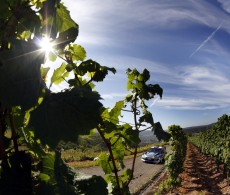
[[141, 146, 166, 164]]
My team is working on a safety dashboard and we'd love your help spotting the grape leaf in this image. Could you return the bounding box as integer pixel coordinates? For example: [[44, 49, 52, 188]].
[[101, 101, 124, 124], [153, 122, 170, 141], [50, 62, 69, 87], [0, 40, 46, 109], [139, 112, 154, 125], [29, 86, 103, 147], [120, 124, 141, 146], [78, 59, 116, 82], [68, 44, 86, 61]]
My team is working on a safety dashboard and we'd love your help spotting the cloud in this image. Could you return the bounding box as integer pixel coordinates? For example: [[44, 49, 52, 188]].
[[181, 65, 230, 94], [155, 96, 229, 110], [64, 0, 230, 46], [101, 93, 126, 100], [218, 0, 230, 13]]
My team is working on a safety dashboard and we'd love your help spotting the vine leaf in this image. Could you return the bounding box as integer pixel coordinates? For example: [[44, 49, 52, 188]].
[[98, 153, 112, 174], [56, 3, 78, 33], [0, 41, 46, 109], [36, 152, 108, 194], [67, 44, 86, 62], [78, 59, 116, 82], [54, 4, 79, 49], [121, 124, 141, 146], [139, 111, 154, 125], [41, 67, 50, 81], [101, 100, 124, 124], [29, 86, 103, 147], [50, 62, 69, 87], [153, 122, 170, 141]]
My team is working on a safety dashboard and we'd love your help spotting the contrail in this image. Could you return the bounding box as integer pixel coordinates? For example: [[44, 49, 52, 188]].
[[190, 22, 223, 58], [150, 96, 160, 107]]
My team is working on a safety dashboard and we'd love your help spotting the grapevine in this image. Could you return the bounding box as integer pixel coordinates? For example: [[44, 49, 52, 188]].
[[165, 125, 187, 189], [191, 114, 230, 178], [0, 0, 165, 194]]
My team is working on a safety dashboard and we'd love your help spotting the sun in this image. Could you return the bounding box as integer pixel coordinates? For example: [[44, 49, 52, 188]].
[[39, 36, 54, 53]]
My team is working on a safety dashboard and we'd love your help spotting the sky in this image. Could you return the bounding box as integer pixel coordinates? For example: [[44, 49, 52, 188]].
[[59, 0, 230, 130]]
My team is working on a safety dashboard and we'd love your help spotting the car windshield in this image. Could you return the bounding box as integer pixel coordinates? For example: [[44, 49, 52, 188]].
[[147, 148, 162, 153]]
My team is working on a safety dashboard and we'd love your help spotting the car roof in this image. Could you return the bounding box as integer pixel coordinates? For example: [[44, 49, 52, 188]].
[[151, 146, 163, 148]]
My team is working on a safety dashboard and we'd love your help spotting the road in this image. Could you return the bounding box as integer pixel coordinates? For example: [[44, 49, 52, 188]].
[[78, 156, 165, 194]]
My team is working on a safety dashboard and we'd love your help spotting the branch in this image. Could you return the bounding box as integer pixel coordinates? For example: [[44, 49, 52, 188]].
[[96, 126, 122, 194], [8, 108, 19, 153], [0, 104, 8, 167]]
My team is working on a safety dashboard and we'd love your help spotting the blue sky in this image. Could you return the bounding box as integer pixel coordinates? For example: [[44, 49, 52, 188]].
[[60, 0, 230, 129]]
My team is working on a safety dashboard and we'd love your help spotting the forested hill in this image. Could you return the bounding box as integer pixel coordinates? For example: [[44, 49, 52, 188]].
[[182, 123, 215, 134]]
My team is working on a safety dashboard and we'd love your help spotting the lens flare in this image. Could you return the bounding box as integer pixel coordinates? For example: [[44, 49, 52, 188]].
[[39, 37, 54, 53]]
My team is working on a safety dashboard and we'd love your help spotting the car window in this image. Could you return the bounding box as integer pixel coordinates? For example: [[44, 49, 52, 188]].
[[147, 148, 162, 153]]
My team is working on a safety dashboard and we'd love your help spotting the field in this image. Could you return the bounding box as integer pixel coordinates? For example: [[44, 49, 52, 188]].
[[62, 142, 165, 168]]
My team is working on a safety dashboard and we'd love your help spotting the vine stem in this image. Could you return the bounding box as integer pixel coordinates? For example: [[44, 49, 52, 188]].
[[96, 126, 122, 194], [127, 93, 139, 186], [0, 104, 8, 167], [8, 108, 19, 153]]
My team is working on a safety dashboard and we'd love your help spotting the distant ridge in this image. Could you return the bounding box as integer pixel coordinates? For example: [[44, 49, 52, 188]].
[[182, 123, 215, 134]]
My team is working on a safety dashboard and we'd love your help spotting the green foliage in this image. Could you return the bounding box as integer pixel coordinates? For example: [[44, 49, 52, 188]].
[[191, 114, 230, 172], [0, 41, 45, 109], [50, 62, 69, 87], [96, 68, 163, 194], [0, 0, 163, 194], [165, 125, 187, 189], [35, 151, 108, 195], [29, 86, 103, 147]]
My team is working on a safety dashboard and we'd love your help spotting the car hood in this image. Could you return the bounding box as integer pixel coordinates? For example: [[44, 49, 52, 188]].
[[142, 152, 160, 158]]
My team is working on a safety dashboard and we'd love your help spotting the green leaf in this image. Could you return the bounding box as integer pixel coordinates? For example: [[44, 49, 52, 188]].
[[0, 1, 10, 19], [54, 4, 79, 49], [139, 112, 154, 125], [121, 169, 132, 184], [40, 153, 56, 185], [48, 52, 57, 62], [121, 124, 141, 146], [98, 153, 112, 174], [142, 69, 150, 82], [69, 44, 86, 61], [147, 84, 163, 99], [109, 101, 124, 124], [20, 31, 32, 40], [0, 40, 46, 109], [50, 62, 69, 87], [125, 94, 133, 102], [153, 122, 170, 141], [78, 59, 116, 82], [41, 67, 50, 80], [29, 86, 103, 147], [56, 4, 78, 33], [126, 81, 133, 91], [38, 173, 50, 183]]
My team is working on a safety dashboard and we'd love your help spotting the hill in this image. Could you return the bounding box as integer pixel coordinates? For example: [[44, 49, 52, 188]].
[[182, 123, 215, 134]]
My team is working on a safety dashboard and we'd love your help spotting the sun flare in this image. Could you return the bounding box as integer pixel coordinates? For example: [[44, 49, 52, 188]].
[[39, 36, 54, 53]]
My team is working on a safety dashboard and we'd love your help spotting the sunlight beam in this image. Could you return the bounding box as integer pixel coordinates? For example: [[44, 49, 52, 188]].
[[39, 36, 54, 53]]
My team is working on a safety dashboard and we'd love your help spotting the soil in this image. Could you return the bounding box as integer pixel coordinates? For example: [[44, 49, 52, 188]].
[[146, 142, 230, 195]]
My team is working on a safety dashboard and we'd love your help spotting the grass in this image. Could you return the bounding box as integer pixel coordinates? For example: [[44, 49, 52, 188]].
[[62, 142, 166, 168]]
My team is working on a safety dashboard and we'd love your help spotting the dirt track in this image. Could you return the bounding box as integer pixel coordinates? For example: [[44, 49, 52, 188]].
[[164, 143, 230, 195], [176, 143, 230, 194], [78, 156, 165, 194]]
